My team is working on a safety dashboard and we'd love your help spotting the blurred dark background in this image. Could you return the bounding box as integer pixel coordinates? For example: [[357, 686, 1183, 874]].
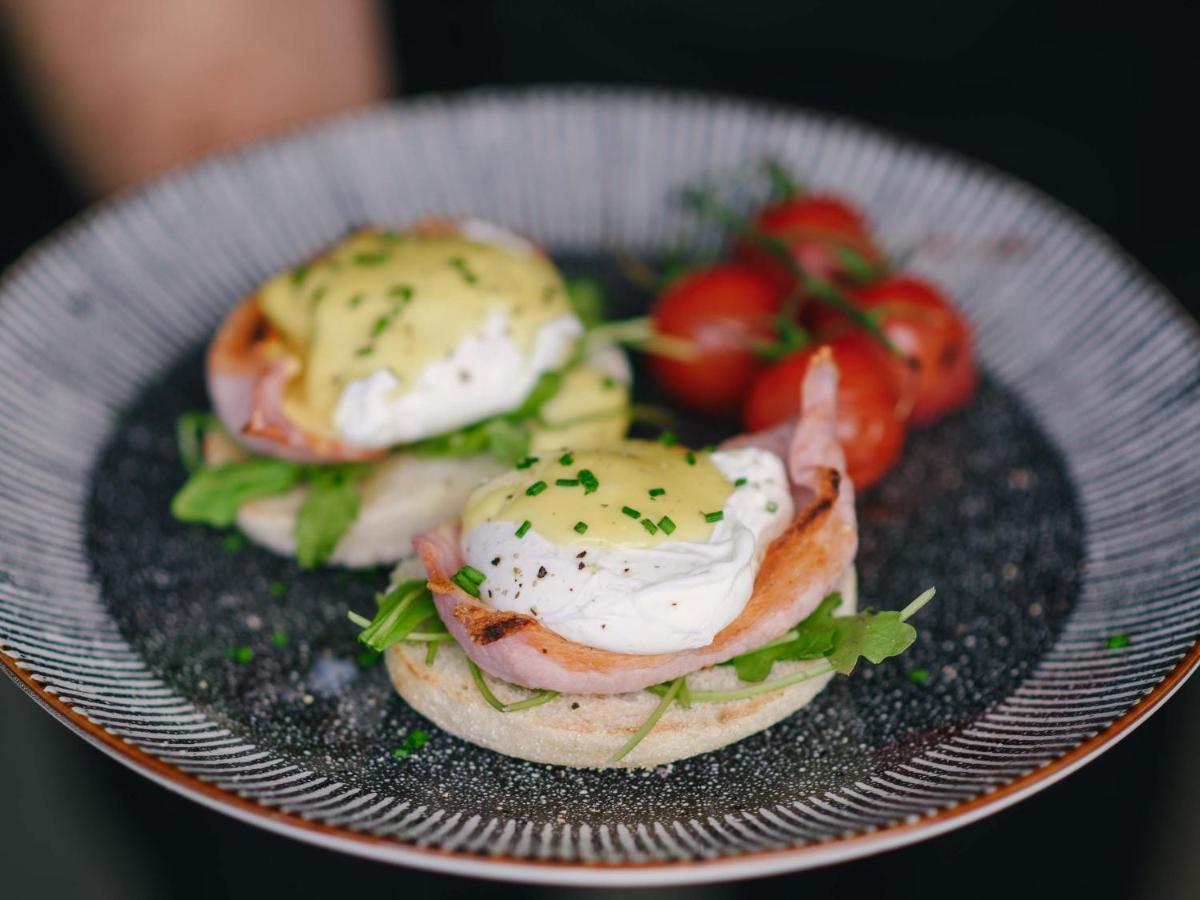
[[1, 2, 1197, 898]]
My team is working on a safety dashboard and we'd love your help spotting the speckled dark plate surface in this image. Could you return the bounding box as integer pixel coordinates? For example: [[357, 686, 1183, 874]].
[[2, 89, 1199, 885]]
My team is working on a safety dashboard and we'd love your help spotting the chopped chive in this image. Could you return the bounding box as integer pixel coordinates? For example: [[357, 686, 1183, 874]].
[[467, 659, 559, 712], [622, 506, 641, 519], [526, 480, 548, 496], [559, 452, 574, 465], [222, 532, 245, 553], [457, 565, 486, 585], [270, 630, 288, 647], [602, 375, 617, 389], [649, 487, 666, 497], [704, 510, 724, 523], [515, 520, 532, 538], [657, 516, 676, 535], [555, 478, 580, 487], [268, 579, 286, 599], [449, 256, 478, 284], [734, 478, 748, 487], [392, 728, 428, 759], [228, 645, 254, 664], [574, 521, 589, 534], [685, 451, 697, 465], [658, 430, 678, 447], [516, 456, 539, 469], [907, 668, 931, 684], [607, 677, 684, 764], [355, 346, 373, 357], [356, 650, 382, 668], [347, 292, 365, 308], [578, 469, 599, 493], [309, 286, 327, 305], [388, 284, 413, 300], [291, 265, 310, 287], [766, 501, 779, 513], [640, 518, 658, 535], [354, 252, 389, 266], [1106, 633, 1131, 650], [452, 571, 481, 597]]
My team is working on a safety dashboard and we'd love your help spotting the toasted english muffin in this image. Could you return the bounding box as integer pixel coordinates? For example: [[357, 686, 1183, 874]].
[[385, 568, 856, 768], [202, 428, 505, 568]]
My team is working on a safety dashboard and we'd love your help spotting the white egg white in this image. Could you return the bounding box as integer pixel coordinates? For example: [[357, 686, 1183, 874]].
[[334, 311, 582, 449]]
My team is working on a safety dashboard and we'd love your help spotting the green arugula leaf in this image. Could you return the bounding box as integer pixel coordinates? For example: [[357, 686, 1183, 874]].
[[565, 277, 606, 329], [295, 464, 369, 569], [412, 422, 492, 458], [508, 371, 563, 421], [805, 594, 918, 675], [349, 580, 439, 652], [725, 591, 921, 681], [175, 411, 222, 474], [171, 458, 304, 527], [481, 418, 532, 465], [731, 625, 834, 682]]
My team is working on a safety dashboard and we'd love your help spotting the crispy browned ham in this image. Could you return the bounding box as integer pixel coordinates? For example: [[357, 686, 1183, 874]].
[[415, 350, 858, 694], [206, 295, 384, 462]]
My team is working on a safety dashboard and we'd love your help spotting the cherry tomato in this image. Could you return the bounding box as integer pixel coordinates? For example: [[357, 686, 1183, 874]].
[[744, 333, 907, 489], [735, 195, 886, 291], [649, 264, 785, 417], [844, 276, 977, 425]]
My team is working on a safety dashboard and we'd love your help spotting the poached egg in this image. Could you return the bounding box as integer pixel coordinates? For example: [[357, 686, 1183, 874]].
[[459, 440, 794, 654], [255, 223, 585, 450]]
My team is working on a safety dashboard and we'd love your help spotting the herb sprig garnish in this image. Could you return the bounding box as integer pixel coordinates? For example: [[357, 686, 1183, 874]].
[[347, 580, 445, 652], [679, 187, 898, 358], [468, 659, 558, 712]]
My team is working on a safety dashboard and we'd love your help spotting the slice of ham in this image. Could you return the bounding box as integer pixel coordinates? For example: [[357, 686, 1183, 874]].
[[206, 295, 384, 463], [415, 349, 858, 695]]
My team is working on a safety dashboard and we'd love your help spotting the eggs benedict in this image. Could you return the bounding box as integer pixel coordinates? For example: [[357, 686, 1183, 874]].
[[172, 219, 632, 567], [355, 352, 934, 767]]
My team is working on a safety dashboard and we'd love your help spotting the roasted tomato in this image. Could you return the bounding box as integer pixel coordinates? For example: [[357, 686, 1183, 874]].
[[736, 195, 886, 291], [831, 276, 977, 425], [744, 332, 906, 488], [649, 263, 785, 417]]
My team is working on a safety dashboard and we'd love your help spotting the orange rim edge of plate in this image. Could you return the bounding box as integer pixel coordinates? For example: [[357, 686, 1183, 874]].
[[4, 636, 1199, 880]]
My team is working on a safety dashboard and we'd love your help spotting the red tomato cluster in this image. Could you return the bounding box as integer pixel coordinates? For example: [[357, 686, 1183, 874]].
[[649, 192, 977, 489]]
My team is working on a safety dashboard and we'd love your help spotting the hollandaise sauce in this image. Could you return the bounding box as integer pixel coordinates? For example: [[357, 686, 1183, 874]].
[[463, 441, 734, 547], [257, 229, 578, 443]]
